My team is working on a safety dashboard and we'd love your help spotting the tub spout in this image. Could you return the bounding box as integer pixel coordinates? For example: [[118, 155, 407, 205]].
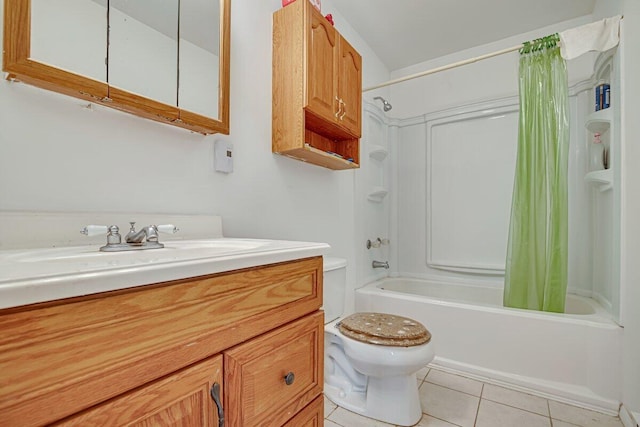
[[372, 260, 389, 269]]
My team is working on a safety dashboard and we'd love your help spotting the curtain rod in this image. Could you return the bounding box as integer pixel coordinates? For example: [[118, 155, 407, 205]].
[[363, 44, 523, 92]]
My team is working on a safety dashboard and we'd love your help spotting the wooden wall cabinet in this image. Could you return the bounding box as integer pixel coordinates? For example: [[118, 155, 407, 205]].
[[0, 257, 324, 427], [273, 0, 362, 170]]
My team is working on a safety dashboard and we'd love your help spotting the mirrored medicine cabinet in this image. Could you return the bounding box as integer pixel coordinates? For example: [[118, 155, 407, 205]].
[[3, 0, 230, 134]]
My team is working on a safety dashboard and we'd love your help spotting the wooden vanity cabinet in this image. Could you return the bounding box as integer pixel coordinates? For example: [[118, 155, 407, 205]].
[[57, 355, 224, 426], [0, 257, 324, 427], [273, 0, 362, 170], [283, 395, 324, 426], [225, 312, 323, 426]]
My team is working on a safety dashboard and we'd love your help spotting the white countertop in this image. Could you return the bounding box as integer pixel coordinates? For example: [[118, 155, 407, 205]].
[[0, 238, 330, 309]]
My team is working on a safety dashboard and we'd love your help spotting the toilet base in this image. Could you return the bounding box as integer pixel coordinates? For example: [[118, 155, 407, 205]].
[[324, 373, 423, 426]]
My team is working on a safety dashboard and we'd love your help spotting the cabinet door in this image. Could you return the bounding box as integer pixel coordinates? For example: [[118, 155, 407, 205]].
[[57, 355, 223, 426], [337, 35, 362, 137], [225, 312, 324, 427], [306, 8, 338, 123]]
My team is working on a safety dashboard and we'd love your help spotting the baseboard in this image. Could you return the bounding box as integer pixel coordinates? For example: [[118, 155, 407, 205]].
[[620, 405, 640, 427], [431, 356, 620, 416]]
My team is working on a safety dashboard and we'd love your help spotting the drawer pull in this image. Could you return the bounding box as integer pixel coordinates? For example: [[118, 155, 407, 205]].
[[210, 382, 224, 427], [284, 372, 295, 385]]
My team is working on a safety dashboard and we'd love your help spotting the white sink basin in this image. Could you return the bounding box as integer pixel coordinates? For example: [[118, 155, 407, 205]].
[[0, 237, 330, 310], [7, 239, 269, 264]]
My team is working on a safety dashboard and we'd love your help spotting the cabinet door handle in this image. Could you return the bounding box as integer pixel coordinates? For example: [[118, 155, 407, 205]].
[[210, 382, 224, 427], [335, 96, 342, 118], [284, 371, 295, 385], [339, 100, 347, 120]]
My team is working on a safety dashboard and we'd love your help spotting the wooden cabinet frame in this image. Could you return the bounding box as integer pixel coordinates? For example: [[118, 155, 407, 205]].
[[2, 0, 230, 135], [273, 0, 362, 170]]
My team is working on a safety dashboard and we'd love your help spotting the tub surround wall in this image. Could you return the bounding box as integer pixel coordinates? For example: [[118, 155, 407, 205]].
[[385, 8, 640, 420], [390, 16, 596, 287], [354, 102, 393, 290]]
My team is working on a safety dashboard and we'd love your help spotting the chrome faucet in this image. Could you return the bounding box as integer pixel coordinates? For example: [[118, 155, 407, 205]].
[[372, 260, 389, 269], [125, 222, 160, 244], [81, 222, 178, 252]]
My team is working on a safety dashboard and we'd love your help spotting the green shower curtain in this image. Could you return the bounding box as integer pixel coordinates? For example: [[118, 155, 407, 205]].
[[504, 35, 569, 313]]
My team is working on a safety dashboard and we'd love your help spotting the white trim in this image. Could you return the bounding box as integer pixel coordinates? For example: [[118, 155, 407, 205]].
[[431, 357, 621, 416]]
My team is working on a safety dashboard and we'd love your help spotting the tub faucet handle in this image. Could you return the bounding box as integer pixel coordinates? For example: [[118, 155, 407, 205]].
[[367, 238, 390, 249], [367, 238, 382, 249]]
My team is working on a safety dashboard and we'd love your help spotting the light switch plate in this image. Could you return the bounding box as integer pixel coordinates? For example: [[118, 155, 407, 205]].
[[214, 140, 233, 173]]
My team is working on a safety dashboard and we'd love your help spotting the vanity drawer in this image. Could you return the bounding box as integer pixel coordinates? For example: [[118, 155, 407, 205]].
[[224, 311, 324, 426]]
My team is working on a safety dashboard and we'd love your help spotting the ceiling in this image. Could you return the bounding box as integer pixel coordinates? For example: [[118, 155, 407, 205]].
[[330, 0, 596, 71]]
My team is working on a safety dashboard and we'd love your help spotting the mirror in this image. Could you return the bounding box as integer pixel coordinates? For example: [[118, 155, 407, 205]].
[[179, 0, 220, 118], [3, 0, 230, 135], [108, 0, 179, 106], [30, 0, 108, 82]]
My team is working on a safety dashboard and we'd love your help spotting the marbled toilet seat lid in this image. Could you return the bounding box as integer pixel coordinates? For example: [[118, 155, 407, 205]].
[[338, 312, 431, 347]]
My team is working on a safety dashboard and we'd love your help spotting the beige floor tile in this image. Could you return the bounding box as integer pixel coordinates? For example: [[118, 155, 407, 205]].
[[327, 407, 396, 427], [324, 395, 338, 418], [419, 382, 480, 427], [551, 420, 581, 427], [413, 414, 460, 426], [324, 420, 342, 427], [476, 399, 551, 427], [425, 369, 483, 396], [548, 401, 624, 427], [482, 383, 550, 416]]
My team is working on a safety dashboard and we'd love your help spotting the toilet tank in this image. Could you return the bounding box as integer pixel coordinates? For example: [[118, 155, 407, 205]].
[[323, 257, 347, 323]]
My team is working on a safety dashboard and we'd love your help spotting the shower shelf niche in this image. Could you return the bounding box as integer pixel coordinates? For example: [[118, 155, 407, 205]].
[[369, 145, 389, 161], [367, 187, 388, 202], [584, 106, 613, 192], [585, 108, 612, 134], [584, 169, 613, 192]]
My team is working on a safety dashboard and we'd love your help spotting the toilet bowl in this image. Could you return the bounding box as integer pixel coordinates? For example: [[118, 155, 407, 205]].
[[323, 258, 435, 426]]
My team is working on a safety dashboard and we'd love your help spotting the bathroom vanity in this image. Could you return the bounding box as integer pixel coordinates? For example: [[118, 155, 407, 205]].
[[0, 236, 328, 426]]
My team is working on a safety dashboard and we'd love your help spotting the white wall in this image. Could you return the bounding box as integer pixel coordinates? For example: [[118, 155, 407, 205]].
[[590, 0, 640, 418], [0, 0, 390, 315], [618, 0, 640, 420]]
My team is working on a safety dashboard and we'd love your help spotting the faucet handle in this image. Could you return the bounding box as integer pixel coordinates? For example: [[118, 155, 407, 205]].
[[156, 224, 179, 234], [80, 225, 109, 236]]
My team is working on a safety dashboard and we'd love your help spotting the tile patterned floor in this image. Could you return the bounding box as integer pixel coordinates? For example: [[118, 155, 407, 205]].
[[324, 366, 625, 427]]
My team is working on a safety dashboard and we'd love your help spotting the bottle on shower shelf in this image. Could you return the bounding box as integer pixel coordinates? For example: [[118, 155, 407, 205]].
[[590, 133, 605, 171]]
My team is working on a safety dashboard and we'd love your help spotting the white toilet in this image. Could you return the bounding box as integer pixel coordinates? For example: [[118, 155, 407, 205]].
[[323, 257, 435, 426]]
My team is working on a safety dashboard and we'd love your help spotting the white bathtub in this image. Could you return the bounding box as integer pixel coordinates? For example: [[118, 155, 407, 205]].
[[355, 278, 623, 414]]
